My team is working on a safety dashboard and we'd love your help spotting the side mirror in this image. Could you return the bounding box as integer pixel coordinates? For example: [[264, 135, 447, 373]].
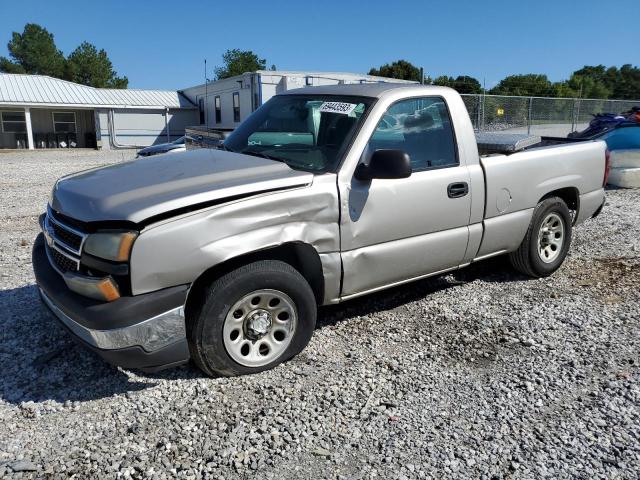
[[355, 149, 412, 181]]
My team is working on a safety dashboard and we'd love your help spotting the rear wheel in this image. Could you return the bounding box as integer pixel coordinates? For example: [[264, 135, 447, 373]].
[[187, 260, 317, 377], [509, 197, 572, 278]]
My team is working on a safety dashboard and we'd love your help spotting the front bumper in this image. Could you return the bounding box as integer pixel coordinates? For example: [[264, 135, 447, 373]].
[[33, 233, 190, 371]]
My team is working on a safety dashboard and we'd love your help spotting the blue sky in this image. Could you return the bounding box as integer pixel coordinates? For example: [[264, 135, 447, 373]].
[[1, 0, 638, 91]]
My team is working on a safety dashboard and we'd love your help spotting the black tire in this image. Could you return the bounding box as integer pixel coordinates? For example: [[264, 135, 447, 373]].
[[509, 196, 572, 278], [187, 260, 317, 377]]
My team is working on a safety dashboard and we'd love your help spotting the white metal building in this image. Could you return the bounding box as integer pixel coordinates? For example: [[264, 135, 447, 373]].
[[180, 70, 415, 130], [0, 73, 198, 150]]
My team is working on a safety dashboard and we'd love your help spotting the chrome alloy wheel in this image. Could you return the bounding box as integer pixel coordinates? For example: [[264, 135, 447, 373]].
[[222, 289, 297, 367], [537, 212, 565, 263]]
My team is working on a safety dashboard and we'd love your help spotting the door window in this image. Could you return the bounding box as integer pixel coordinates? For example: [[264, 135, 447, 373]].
[[367, 97, 457, 172]]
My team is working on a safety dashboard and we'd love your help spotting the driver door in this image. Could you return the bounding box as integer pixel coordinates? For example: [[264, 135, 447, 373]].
[[340, 96, 471, 297]]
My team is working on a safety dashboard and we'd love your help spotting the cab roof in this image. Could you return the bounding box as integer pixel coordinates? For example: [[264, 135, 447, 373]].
[[281, 82, 454, 99]]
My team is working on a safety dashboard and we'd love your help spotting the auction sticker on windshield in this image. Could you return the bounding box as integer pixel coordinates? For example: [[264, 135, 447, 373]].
[[319, 102, 358, 115]]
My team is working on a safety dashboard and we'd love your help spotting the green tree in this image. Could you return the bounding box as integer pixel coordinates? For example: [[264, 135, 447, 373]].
[[612, 64, 640, 99], [434, 75, 482, 94], [65, 42, 128, 88], [563, 74, 611, 99], [453, 76, 482, 94], [433, 75, 455, 87], [490, 74, 555, 97], [567, 65, 614, 98], [0, 23, 66, 77], [368, 60, 423, 82], [214, 49, 267, 79], [571, 65, 613, 91], [0, 57, 25, 73], [551, 81, 579, 98], [562, 64, 640, 100]]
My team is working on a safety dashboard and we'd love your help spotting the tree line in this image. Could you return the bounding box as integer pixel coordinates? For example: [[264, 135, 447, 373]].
[[2, 23, 638, 100], [0, 24, 272, 88], [0, 24, 128, 88], [368, 60, 640, 100]]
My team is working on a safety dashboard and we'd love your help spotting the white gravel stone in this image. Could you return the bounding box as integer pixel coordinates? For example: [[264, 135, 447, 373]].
[[0, 149, 638, 479]]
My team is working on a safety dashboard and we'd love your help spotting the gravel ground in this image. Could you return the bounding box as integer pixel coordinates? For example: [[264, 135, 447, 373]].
[[0, 149, 638, 479]]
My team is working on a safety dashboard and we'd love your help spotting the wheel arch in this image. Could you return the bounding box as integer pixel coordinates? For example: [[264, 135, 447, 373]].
[[539, 187, 579, 223], [184, 242, 325, 320]]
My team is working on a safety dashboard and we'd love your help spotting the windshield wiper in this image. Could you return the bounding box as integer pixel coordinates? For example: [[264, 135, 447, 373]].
[[219, 144, 235, 153], [241, 149, 285, 163]]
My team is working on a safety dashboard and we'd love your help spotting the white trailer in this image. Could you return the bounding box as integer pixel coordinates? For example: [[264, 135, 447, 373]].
[[180, 70, 415, 131]]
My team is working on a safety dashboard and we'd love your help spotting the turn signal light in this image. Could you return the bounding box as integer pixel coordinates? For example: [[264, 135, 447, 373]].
[[63, 272, 121, 302]]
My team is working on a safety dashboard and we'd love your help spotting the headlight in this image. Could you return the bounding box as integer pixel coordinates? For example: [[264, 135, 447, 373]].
[[83, 231, 138, 262]]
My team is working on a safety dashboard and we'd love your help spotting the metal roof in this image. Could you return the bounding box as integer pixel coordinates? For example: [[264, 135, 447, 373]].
[[0, 73, 195, 109]]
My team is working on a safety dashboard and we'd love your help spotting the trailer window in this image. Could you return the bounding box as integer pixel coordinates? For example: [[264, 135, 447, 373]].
[[198, 99, 205, 124], [225, 94, 374, 173], [233, 92, 240, 122], [1, 111, 27, 133], [215, 96, 221, 124], [367, 97, 457, 171]]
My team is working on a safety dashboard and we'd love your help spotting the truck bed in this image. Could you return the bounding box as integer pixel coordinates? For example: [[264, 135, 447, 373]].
[[476, 132, 590, 156]]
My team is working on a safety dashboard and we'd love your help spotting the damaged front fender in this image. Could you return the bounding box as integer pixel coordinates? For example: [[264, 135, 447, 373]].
[[130, 175, 341, 304]]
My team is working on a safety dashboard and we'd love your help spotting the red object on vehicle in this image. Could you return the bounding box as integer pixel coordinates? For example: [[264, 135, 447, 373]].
[[604, 149, 612, 186]]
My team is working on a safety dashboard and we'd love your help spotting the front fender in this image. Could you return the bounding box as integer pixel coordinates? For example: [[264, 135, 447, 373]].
[[129, 175, 340, 297]]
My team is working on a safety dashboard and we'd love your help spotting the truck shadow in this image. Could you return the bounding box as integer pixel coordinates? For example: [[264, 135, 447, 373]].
[[0, 284, 198, 405], [0, 256, 526, 405], [317, 255, 525, 328]]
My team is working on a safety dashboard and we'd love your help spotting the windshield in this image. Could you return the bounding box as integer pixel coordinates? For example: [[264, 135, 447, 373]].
[[224, 94, 374, 173]]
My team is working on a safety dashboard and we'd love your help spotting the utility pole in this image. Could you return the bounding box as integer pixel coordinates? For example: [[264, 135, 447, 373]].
[[420, 67, 424, 85], [481, 77, 487, 131], [204, 59, 209, 128], [572, 80, 584, 131]]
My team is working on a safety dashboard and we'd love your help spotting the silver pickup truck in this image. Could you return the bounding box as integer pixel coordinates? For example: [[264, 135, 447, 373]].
[[33, 84, 609, 376]]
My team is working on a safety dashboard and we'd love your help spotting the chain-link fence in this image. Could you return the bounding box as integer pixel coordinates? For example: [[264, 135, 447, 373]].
[[461, 94, 640, 137]]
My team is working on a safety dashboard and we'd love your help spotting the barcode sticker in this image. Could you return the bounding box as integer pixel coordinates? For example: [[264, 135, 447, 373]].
[[319, 102, 358, 115]]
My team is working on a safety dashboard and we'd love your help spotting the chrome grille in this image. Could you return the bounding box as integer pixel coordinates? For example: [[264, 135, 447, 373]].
[[42, 207, 87, 274], [45, 207, 87, 255], [47, 244, 80, 273], [50, 220, 82, 251]]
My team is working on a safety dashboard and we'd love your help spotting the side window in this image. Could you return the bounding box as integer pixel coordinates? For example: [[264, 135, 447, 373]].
[[367, 97, 457, 172], [233, 92, 240, 123], [198, 99, 205, 124], [1, 111, 26, 132], [214, 96, 221, 123], [52, 112, 76, 133]]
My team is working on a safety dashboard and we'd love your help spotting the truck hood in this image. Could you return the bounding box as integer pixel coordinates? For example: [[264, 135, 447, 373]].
[[50, 149, 314, 224]]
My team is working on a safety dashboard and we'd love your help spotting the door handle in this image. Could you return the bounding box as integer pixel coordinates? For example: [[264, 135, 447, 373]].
[[447, 182, 469, 198]]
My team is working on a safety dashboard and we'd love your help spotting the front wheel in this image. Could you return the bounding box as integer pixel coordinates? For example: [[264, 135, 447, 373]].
[[509, 196, 572, 278], [187, 260, 317, 377]]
